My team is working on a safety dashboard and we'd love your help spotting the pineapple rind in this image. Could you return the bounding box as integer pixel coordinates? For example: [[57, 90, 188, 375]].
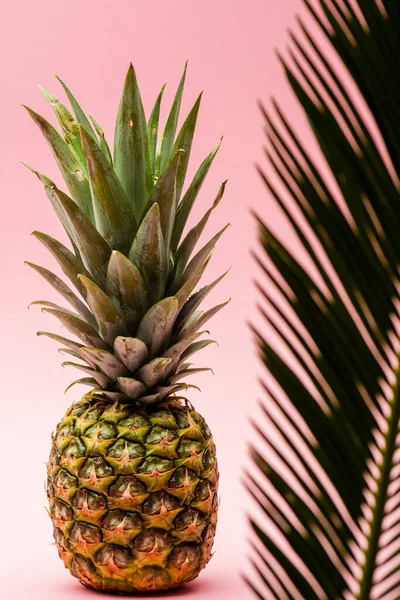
[[47, 397, 218, 593]]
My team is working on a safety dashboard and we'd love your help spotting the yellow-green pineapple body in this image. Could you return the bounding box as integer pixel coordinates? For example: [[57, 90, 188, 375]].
[[48, 398, 218, 592]]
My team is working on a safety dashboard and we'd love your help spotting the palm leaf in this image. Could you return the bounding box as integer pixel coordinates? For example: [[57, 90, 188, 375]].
[[247, 1, 400, 599]]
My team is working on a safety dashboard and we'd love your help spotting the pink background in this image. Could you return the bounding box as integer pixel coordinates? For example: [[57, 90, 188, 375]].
[[0, 0, 307, 598]]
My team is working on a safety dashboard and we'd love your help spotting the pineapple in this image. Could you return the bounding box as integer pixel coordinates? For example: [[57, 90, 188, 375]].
[[24, 64, 229, 593]]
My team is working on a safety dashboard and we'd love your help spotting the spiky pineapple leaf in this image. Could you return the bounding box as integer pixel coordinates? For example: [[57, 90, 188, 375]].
[[41, 308, 108, 350], [113, 336, 149, 372], [24, 165, 81, 258], [24, 106, 94, 221], [116, 377, 146, 400], [37, 331, 87, 354], [146, 150, 182, 255], [29, 300, 79, 318], [31, 231, 89, 296], [162, 332, 204, 367], [25, 261, 95, 326], [137, 297, 179, 358], [128, 202, 167, 305], [80, 125, 137, 253], [147, 83, 166, 172], [170, 93, 202, 203], [169, 367, 212, 384], [89, 114, 113, 165], [247, 2, 400, 599], [38, 86, 88, 175], [114, 64, 153, 220], [45, 187, 112, 288], [78, 346, 128, 380], [179, 299, 230, 339], [158, 62, 187, 174], [55, 76, 97, 139], [172, 223, 230, 293], [62, 361, 111, 388], [78, 274, 129, 346], [156, 383, 191, 400], [106, 251, 147, 332], [65, 377, 98, 393], [137, 393, 162, 406], [175, 269, 230, 332], [21, 162, 55, 188], [137, 357, 173, 388], [174, 180, 227, 282], [179, 339, 216, 362], [58, 348, 87, 361], [174, 255, 212, 309], [171, 140, 222, 251], [86, 388, 128, 402]]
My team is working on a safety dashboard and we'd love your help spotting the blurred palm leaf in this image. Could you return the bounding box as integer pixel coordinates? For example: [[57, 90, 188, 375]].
[[246, 1, 400, 598]]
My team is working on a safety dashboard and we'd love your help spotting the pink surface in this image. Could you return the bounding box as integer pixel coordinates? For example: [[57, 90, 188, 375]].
[[1, 0, 306, 598]]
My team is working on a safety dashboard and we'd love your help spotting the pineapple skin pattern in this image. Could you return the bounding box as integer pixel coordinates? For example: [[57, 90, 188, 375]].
[[25, 63, 228, 592], [47, 398, 218, 592]]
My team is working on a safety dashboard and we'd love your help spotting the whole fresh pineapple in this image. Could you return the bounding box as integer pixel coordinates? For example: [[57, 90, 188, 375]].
[[24, 64, 229, 593]]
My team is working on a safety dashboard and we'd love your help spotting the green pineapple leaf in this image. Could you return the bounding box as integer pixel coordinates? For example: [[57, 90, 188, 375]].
[[24, 106, 94, 222], [25, 261, 95, 326], [156, 383, 193, 400], [116, 377, 146, 400], [180, 299, 230, 339], [23, 163, 80, 258], [45, 186, 112, 288], [171, 139, 222, 252], [31, 230, 89, 296], [174, 255, 212, 309], [88, 114, 113, 165], [247, 2, 400, 599], [137, 297, 179, 358], [148, 83, 166, 172], [169, 368, 212, 384], [62, 361, 111, 389], [80, 125, 137, 253], [158, 62, 187, 175], [162, 332, 204, 367], [172, 223, 230, 293], [37, 331, 89, 354], [41, 307, 108, 350], [114, 64, 153, 220], [174, 180, 227, 282], [137, 357, 173, 388], [106, 251, 147, 333], [128, 202, 167, 305], [113, 336, 149, 372], [175, 269, 230, 332], [146, 149, 183, 254], [64, 377, 99, 393], [78, 274, 129, 346], [29, 300, 80, 318], [136, 393, 162, 406], [38, 86, 88, 175], [55, 75, 98, 139], [178, 339, 216, 362], [78, 346, 128, 380], [170, 92, 202, 203]]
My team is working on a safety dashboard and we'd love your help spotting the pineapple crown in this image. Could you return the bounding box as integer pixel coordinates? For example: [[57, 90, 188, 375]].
[[24, 63, 229, 406]]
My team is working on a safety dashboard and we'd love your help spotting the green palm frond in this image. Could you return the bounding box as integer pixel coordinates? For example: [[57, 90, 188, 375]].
[[247, 1, 400, 598]]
